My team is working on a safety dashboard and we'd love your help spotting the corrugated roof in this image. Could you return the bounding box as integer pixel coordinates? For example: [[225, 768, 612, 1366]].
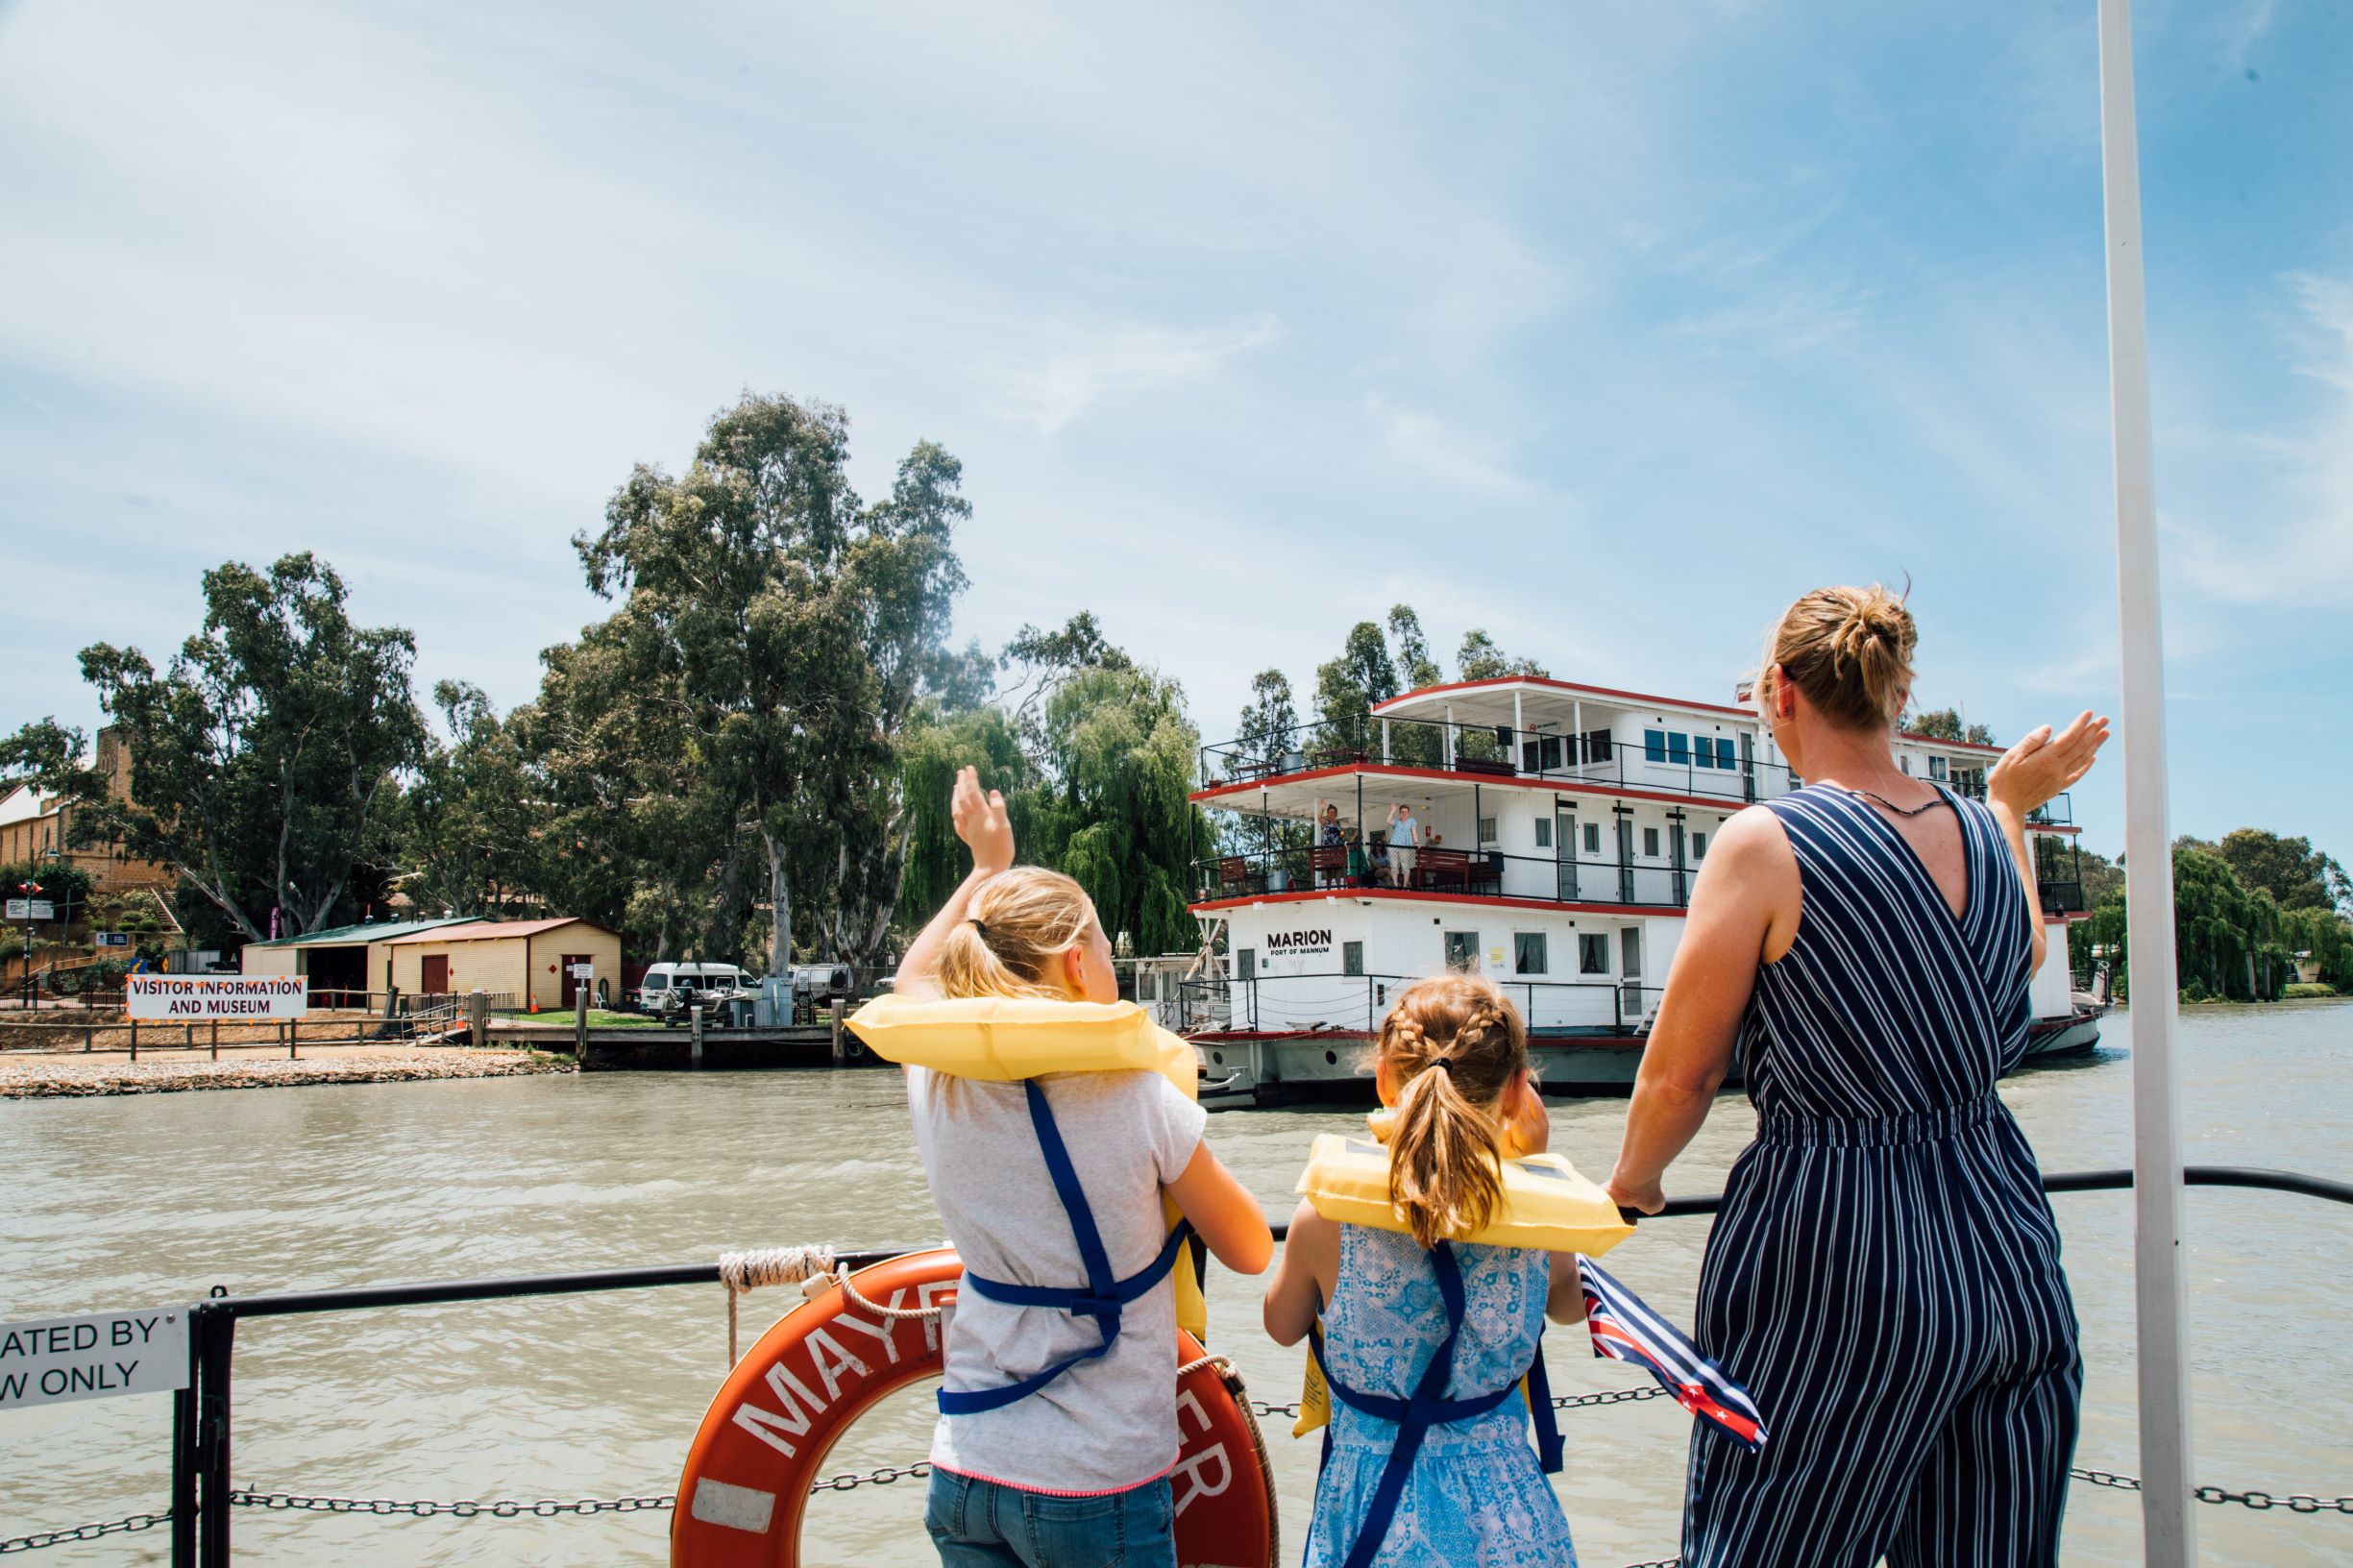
[[245, 916, 484, 949], [383, 917, 609, 945], [0, 784, 59, 828]]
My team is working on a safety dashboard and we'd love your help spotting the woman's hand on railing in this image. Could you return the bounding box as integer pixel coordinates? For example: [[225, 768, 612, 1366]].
[[1989, 712, 2109, 819], [1605, 1169, 1666, 1216]]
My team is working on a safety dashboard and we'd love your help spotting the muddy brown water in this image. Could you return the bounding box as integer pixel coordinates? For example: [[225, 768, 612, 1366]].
[[4, 1002, 2350, 1566]]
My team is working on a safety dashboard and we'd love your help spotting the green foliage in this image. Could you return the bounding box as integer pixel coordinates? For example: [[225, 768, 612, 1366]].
[[1455, 628, 1548, 682], [570, 394, 971, 973], [2283, 905, 2353, 989], [65, 553, 423, 942], [1909, 707, 1997, 746], [0, 859, 96, 913], [2212, 828, 2350, 916], [1232, 670, 1300, 775], [1313, 622, 1397, 758], [395, 682, 545, 919], [0, 719, 90, 785], [2283, 982, 2340, 999], [2084, 843, 2316, 1002], [1386, 606, 1442, 691]]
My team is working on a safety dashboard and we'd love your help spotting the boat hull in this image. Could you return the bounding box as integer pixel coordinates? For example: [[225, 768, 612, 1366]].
[[1192, 1003, 2112, 1108]]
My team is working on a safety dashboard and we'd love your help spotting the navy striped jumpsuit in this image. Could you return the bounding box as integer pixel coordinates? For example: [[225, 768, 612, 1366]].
[[1683, 784, 2082, 1567]]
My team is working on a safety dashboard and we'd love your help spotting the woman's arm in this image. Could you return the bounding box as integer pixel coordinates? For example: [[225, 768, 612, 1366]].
[[1606, 808, 1795, 1213], [1166, 1141, 1274, 1276], [892, 767, 1016, 1000], [1986, 712, 2108, 978], [1262, 1199, 1336, 1345]]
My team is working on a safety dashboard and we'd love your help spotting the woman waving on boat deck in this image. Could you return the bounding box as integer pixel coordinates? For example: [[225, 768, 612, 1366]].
[[1606, 584, 2107, 1568]]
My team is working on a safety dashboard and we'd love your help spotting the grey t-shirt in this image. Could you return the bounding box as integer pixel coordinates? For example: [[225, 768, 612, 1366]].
[[907, 1066, 1208, 1493]]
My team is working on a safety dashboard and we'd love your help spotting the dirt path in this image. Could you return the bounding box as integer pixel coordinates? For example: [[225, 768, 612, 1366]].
[[0, 1043, 576, 1098]]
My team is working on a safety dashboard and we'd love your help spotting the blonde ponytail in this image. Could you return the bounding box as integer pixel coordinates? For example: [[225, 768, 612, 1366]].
[[1378, 975, 1530, 1249], [935, 867, 1099, 1000]]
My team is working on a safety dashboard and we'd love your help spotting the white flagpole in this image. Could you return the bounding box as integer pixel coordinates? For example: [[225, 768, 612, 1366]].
[[2094, 1, 2196, 1561]]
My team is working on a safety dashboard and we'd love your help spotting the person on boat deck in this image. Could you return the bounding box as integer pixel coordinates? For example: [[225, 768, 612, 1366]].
[[1366, 832, 1391, 888], [1264, 974, 1585, 1568], [1316, 801, 1348, 888], [1607, 584, 2107, 1568], [1386, 803, 1421, 888], [895, 767, 1274, 1568]]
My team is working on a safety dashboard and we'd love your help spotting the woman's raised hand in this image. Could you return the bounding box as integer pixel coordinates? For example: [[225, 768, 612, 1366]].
[[951, 766, 1015, 875], [1989, 711, 2110, 817]]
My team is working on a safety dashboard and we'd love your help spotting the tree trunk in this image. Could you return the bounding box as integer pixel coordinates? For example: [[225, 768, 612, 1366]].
[[765, 829, 791, 978]]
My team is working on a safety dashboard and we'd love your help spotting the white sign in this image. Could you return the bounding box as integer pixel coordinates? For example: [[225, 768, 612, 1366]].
[[93, 931, 130, 948], [569, 963, 594, 979], [0, 1308, 187, 1411], [126, 974, 308, 1020], [5, 900, 56, 921]]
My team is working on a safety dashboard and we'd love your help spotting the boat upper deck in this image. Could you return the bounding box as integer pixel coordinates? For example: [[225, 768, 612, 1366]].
[[1195, 675, 2071, 827]]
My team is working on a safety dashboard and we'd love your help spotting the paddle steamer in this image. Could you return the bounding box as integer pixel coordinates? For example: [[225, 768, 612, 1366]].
[[1174, 674, 2103, 1104]]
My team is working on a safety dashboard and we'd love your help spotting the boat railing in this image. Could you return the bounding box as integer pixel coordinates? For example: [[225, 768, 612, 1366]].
[[1182, 969, 1666, 1037], [1194, 842, 1712, 912], [29, 1165, 2336, 1566]]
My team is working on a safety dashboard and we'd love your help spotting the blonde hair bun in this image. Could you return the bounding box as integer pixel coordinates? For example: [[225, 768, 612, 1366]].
[[1765, 582, 1917, 729]]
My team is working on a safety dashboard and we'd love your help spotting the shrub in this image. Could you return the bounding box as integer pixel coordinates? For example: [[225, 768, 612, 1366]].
[[2283, 982, 2340, 1000]]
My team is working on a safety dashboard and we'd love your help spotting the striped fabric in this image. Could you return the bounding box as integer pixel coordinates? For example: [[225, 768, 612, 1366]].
[[1578, 1256, 1766, 1450], [1682, 784, 2083, 1568]]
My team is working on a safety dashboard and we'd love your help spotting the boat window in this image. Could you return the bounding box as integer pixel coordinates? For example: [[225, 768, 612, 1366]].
[[1521, 735, 1563, 772], [1692, 830, 1708, 860], [1643, 827, 1661, 857], [1717, 738, 1739, 768], [1478, 816, 1498, 845], [1900, 755, 1911, 773], [1442, 931, 1480, 972], [1236, 948, 1256, 982], [1342, 941, 1363, 977], [1694, 736, 1714, 768], [1930, 755, 1949, 780], [1667, 732, 1690, 766], [1620, 928, 1643, 978], [1578, 934, 1609, 974], [1534, 818, 1553, 849], [1583, 822, 1602, 855], [1644, 728, 1667, 763], [1582, 729, 1612, 764], [1513, 933, 1548, 974]]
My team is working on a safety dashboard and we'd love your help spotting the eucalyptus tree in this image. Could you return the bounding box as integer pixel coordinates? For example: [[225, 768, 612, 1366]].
[[64, 553, 422, 942], [395, 681, 543, 919], [575, 393, 969, 976]]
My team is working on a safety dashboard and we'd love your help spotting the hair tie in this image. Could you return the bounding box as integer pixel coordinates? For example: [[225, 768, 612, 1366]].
[[967, 918, 989, 940], [1429, 1058, 1453, 1074]]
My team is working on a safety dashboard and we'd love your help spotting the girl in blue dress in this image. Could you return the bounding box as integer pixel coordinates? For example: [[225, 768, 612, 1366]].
[[1264, 974, 1584, 1568]]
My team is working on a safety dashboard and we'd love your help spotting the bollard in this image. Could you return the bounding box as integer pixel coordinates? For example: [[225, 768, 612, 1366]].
[[210, 1018, 219, 1061], [129, 1016, 138, 1061], [289, 1017, 298, 1060], [574, 984, 589, 1062], [468, 990, 489, 1049], [831, 998, 847, 1066], [689, 1004, 704, 1069]]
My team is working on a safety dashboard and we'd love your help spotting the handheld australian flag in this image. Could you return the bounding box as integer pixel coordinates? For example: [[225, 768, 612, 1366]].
[[1577, 1256, 1768, 1451]]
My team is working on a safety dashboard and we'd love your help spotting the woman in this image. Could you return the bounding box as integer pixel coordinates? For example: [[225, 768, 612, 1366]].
[[1606, 584, 2106, 1568]]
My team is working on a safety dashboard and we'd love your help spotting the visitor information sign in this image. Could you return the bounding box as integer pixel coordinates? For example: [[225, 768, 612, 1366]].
[[0, 1308, 188, 1411], [125, 974, 308, 1020], [5, 899, 56, 920]]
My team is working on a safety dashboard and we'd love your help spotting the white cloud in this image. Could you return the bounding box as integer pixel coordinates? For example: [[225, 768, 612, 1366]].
[[2173, 272, 2353, 607], [1010, 315, 1283, 436]]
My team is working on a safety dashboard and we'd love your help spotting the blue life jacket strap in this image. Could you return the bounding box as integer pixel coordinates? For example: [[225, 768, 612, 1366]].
[[936, 1078, 1193, 1418]]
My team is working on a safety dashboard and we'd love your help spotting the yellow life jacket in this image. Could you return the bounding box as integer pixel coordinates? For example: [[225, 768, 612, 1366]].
[[845, 992, 1207, 1342], [1287, 1124, 1634, 1438]]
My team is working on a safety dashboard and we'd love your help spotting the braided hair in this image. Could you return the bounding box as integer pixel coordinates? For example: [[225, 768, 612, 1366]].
[[1378, 973, 1532, 1248]]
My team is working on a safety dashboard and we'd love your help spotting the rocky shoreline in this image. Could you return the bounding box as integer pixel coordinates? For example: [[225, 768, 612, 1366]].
[[0, 1047, 576, 1099]]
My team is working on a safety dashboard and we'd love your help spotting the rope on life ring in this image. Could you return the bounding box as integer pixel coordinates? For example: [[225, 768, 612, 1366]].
[[718, 1246, 837, 1366], [674, 1246, 1278, 1568]]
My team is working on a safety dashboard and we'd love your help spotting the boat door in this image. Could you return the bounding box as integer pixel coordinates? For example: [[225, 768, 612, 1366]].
[[1555, 800, 1579, 900], [1741, 732, 1758, 803], [1618, 927, 1645, 1021]]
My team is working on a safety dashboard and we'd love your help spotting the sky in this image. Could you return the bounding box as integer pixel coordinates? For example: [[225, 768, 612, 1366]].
[[2, 0, 2347, 865]]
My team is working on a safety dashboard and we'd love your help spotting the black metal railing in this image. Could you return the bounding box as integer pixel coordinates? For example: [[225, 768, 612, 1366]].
[[126, 1165, 2353, 1564], [1193, 844, 1712, 911], [1182, 970, 1668, 1036], [1202, 711, 1795, 808]]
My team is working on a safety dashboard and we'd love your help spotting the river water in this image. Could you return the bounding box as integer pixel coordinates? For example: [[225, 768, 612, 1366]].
[[4, 1000, 2349, 1567]]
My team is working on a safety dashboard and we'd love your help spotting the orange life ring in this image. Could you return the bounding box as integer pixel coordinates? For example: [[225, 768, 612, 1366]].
[[673, 1247, 1277, 1567]]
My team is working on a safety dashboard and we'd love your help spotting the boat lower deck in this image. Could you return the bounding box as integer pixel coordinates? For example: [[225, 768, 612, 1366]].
[[1191, 1007, 2108, 1108]]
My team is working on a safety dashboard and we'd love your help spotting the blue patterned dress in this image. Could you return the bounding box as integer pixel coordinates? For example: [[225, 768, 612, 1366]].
[[1306, 1225, 1577, 1568]]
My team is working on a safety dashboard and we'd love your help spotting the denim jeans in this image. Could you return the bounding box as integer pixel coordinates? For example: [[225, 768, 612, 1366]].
[[923, 1467, 1176, 1568]]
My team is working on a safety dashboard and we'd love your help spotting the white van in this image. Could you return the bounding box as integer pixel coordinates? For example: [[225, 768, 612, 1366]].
[[633, 963, 750, 1017]]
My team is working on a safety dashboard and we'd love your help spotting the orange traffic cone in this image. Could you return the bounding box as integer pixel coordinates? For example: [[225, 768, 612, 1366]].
[[527, 996, 538, 1014]]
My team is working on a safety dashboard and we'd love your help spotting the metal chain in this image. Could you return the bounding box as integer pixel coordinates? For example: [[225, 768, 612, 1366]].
[[2068, 1468, 2353, 1513], [231, 1490, 676, 1517], [0, 1512, 174, 1555]]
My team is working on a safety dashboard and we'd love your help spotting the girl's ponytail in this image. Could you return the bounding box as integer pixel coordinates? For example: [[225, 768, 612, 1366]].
[[1378, 976, 1531, 1249], [934, 866, 1098, 1000]]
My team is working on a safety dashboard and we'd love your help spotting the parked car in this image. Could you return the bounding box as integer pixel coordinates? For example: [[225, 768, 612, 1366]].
[[633, 963, 749, 1019]]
